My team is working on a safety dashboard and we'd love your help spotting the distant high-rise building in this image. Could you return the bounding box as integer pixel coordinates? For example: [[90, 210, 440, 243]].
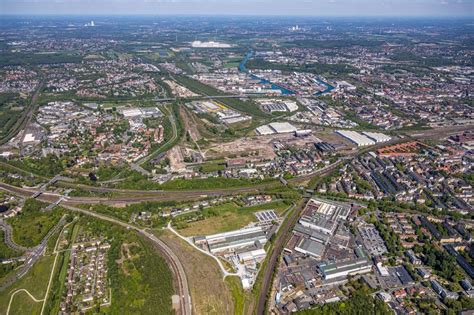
[[289, 25, 300, 32]]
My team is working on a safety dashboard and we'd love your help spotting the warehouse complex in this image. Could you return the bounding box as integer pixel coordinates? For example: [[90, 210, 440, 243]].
[[256, 122, 298, 135], [299, 199, 351, 235], [205, 226, 268, 254], [362, 131, 392, 143], [336, 130, 391, 146], [295, 238, 326, 259], [194, 225, 272, 290], [318, 256, 372, 280], [121, 107, 162, 118]]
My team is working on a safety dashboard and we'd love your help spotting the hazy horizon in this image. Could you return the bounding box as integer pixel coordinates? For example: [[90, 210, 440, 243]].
[[1, 0, 473, 17]]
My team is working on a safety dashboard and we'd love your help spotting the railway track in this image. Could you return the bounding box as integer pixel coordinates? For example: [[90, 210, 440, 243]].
[[59, 204, 192, 315]]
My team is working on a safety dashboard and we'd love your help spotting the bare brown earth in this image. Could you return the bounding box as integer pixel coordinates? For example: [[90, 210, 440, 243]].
[[158, 230, 235, 315]]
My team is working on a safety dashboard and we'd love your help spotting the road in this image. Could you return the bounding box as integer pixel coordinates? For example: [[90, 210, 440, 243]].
[[0, 216, 66, 293], [154, 93, 280, 103], [0, 198, 192, 315], [253, 124, 474, 314], [167, 222, 239, 279], [0, 220, 28, 252], [0, 122, 472, 312], [1, 123, 472, 204]]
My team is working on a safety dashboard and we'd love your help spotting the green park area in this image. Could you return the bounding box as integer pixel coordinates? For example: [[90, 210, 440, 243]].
[[173, 200, 292, 237], [6, 199, 64, 248], [0, 215, 175, 315], [0, 253, 55, 315]]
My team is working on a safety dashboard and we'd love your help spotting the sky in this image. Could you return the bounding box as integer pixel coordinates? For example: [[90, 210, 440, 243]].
[[1, 0, 473, 17]]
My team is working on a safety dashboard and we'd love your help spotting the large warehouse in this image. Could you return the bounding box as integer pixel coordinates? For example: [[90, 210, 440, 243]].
[[256, 122, 298, 135], [299, 199, 351, 236], [295, 238, 326, 259], [336, 130, 376, 146], [206, 227, 268, 254], [362, 132, 392, 143], [121, 107, 162, 119], [319, 257, 372, 280]]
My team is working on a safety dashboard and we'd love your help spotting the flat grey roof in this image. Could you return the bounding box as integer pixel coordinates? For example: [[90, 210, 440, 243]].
[[298, 238, 325, 257]]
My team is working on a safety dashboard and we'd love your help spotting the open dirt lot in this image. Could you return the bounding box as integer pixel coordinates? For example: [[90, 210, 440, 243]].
[[164, 79, 199, 97], [158, 230, 235, 315], [205, 133, 323, 160]]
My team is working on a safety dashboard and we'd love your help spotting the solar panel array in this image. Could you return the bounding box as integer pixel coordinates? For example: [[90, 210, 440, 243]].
[[255, 210, 278, 223]]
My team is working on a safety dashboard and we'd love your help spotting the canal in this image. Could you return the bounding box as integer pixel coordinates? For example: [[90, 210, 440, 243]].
[[239, 49, 334, 96]]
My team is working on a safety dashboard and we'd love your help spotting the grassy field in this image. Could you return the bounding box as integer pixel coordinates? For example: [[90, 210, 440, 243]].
[[198, 162, 226, 173], [4, 291, 42, 315], [158, 230, 235, 315], [173, 200, 291, 237], [7, 199, 63, 248], [0, 255, 55, 315], [225, 276, 256, 315]]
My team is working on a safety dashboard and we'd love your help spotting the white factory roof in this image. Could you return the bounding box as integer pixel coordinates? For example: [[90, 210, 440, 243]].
[[23, 133, 37, 143], [238, 249, 266, 262], [362, 132, 392, 143], [122, 108, 142, 118], [269, 122, 297, 134], [191, 41, 232, 48], [376, 262, 390, 277], [206, 226, 264, 243], [336, 130, 376, 146], [256, 125, 275, 135], [284, 101, 299, 112]]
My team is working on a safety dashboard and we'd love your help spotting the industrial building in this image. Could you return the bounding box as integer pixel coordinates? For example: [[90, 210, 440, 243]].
[[375, 262, 390, 277], [191, 40, 232, 48], [293, 223, 330, 244], [336, 130, 376, 147], [256, 122, 298, 135], [121, 107, 162, 118], [205, 227, 267, 254], [257, 99, 299, 113], [299, 199, 351, 236], [294, 238, 326, 259], [255, 125, 275, 135], [318, 257, 372, 280], [362, 132, 392, 143], [299, 214, 338, 236], [238, 248, 266, 264]]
